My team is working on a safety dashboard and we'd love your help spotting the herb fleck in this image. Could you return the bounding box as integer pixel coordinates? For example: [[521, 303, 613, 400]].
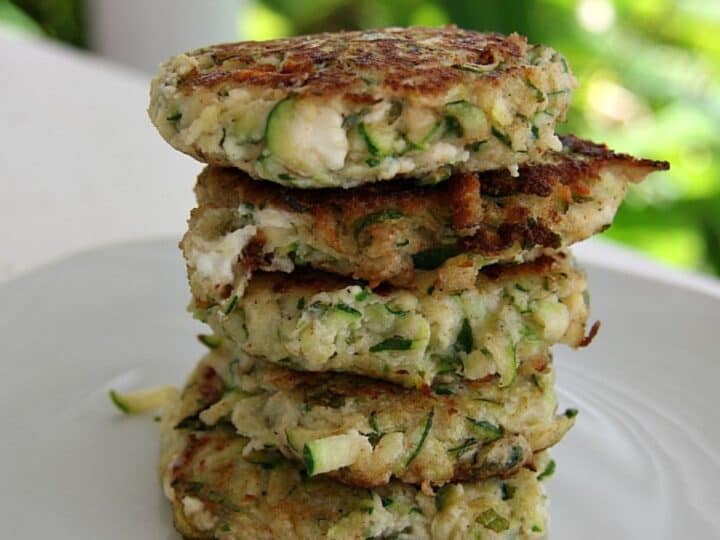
[[370, 336, 413, 352], [537, 459, 556, 481]]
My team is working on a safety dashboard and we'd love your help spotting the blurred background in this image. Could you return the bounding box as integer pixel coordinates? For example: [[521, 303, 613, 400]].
[[2, 0, 719, 276]]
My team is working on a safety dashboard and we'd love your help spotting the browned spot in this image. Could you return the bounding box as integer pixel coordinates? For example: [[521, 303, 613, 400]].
[[481, 134, 668, 197], [265, 267, 352, 294], [241, 237, 268, 271], [313, 209, 342, 252], [507, 205, 531, 224], [518, 353, 550, 375], [562, 135, 669, 179], [481, 167, 555, 197], [216, 283, 233, 300], [464, 374, 497, 387], [418, 384, 434, 396], [344, 93, 383, 105], [449, 173, 483, 231], [481, 254, 558, 281], [460, 218, 561, 254], [172, 433, 212, 478], [579, 320, 601, 347], [197, 366, 225, 406]]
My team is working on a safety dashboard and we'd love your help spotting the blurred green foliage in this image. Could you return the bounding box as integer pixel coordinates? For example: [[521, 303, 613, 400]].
[[3, 0, 84, 46], [4, 0, 719, 275]]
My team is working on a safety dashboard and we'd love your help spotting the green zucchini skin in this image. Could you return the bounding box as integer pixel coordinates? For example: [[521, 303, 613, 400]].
[[406, 410, 434, 466]]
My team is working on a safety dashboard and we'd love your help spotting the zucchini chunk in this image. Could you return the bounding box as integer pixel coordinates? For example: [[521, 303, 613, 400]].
[[109, 385, 178, 415], [302, 432, 368, 476]]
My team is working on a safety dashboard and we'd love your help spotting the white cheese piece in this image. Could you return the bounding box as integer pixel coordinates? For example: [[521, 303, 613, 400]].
[[490, 99, 513, 126], [189, 225, 257, 285], [255, 207, 295, 229], [363, 101, 392, 123], [182, 496, 218, 531], [424, 142, 468, 165], [183, 105, 221, 145], [289, 101, 348, 172]]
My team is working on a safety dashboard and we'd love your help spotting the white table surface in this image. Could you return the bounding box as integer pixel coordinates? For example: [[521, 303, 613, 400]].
[[0, 32, 199, 282], [1, 31, 719, 299]]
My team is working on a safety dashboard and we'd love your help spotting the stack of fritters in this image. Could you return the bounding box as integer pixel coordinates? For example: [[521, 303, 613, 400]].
[[150, 26, 668, 539]]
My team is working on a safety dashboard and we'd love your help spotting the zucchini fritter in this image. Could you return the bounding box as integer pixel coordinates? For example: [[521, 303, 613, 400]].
[[150, 26, 576, 188], [183, 136, 668, 305], [175, 347, 573, 488], [161, 392, 553, 539], [195, 251, 591, 388]]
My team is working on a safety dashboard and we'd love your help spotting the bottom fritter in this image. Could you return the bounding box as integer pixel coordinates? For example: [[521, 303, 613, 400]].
[[161, 392, 555, 540]]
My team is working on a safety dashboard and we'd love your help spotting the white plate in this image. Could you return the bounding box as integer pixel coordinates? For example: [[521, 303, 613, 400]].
[[0, 240, 718, 539]]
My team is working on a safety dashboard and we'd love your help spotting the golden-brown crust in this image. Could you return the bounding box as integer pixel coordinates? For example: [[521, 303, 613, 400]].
[[480, 253, 561, 281], [198, 135, 668, 227], [184, 136, 668, 301], [196, 136, 669, 266], [479, 135, 668, 198], [459, 219, 560, 254], [178, 27, 533, 98], [562, 135, 670, 178], [171, 432, 220, 487], [264, 365, 510, 414], [449, 173, 484, 232], [267, 268, 352, 294], [197, 165, 449, 220], [253, 250, 568, 295]]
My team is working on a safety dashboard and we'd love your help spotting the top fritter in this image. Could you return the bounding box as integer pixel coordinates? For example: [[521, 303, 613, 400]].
[[149, 26, 576, 188]]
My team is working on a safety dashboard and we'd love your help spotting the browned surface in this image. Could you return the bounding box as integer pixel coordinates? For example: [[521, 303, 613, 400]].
[[198, 135, 668, 236], [166, 427, 362, 538], [252, 250, 570, 294], [265, 267, 352, 294], [196, 366, 225, 406], [480, 253, 561, 281], [187, 136, 668, 291], [479, 135, 668, 197], [460, 219, 561, 254], [172, 432, 214, 479], [266, 364, 505, 411], [177, 27, 534, 97], [449, 173, 484, 231]]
